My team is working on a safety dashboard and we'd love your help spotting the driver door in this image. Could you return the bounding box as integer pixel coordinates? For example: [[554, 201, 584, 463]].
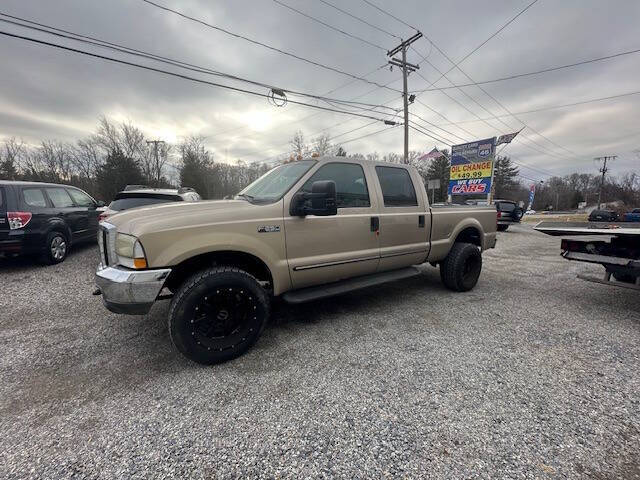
[[284, 161, 380, 289]]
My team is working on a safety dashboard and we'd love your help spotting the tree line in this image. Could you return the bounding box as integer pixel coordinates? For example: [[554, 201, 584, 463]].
[[1, 119, 638, 209]]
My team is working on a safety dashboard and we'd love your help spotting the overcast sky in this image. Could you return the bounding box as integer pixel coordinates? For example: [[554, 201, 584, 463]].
[[0, 0, 638, 181]]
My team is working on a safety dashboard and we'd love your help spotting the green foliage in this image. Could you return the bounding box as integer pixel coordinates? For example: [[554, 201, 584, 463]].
[[0, 157, 18, 180], [492, 156, 520, 199], [95, 149, 144, 201], [425, 151, 450, 202]]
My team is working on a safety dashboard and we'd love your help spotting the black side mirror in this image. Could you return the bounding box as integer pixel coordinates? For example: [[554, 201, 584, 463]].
[[290, 180, 338, 217]]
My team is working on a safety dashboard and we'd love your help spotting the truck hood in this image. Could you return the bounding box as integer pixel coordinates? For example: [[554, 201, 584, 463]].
[[106, 199, 281, 237]]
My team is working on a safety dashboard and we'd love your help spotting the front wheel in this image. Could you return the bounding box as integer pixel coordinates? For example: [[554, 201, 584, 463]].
[[497, 224, 509, 231], [440, 242, 482, 292], [168, 266, 270, 365]]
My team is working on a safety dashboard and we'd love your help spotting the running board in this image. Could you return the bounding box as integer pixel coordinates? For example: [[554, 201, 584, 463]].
[[282, 267, 421, 304]]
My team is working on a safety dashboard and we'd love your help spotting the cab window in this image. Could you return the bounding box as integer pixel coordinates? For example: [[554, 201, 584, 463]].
[[375, 166, 418, 207], [301, 163, 370, 208]]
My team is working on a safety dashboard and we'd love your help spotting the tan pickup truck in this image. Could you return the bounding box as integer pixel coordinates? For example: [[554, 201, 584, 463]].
[[95, 157, 497, 364]]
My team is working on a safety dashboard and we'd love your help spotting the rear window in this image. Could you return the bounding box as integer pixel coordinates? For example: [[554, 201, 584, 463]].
[[109, 195, 179, 211], [23, 188, 48, 207], [375, 166, 418, 207], [497, 202, 516, 212]]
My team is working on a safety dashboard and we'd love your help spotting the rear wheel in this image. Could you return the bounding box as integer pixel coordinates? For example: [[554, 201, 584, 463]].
[[440, 242, 482, 292], [42, 231, 68, 264], [168, 266, 270, 365], [497, 224, 509, 231]]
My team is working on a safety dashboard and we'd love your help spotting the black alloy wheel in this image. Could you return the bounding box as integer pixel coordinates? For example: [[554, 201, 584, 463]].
[[169, 267, 270, 365]]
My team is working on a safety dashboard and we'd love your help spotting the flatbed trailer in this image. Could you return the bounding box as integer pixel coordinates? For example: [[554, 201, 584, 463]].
[[534, 221, 640, 291]]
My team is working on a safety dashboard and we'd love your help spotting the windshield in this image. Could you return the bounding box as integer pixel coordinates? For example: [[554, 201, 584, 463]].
[[237, 160, 315, 203]]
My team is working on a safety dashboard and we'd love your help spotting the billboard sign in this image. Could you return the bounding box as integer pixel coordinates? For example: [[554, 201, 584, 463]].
[[448, 137, 496, 195]]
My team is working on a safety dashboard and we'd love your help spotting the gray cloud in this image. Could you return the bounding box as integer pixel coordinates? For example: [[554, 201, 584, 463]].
[[0, 0, 638, 179]]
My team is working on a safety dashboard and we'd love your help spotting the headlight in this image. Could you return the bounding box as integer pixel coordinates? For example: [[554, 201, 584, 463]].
[[115, 233, 147, 269]]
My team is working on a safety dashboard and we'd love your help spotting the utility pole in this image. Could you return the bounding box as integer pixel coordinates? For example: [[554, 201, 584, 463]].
[[388, 32, 422, 164], [146, 140, 165, 186], [594, 155, 616, 209]]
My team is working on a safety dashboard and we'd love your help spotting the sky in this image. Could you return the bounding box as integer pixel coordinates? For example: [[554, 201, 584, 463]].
[[0, 0, 639, 183]]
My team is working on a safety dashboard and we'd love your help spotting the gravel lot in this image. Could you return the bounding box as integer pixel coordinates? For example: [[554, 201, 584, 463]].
[[1, 224, 639, 479]]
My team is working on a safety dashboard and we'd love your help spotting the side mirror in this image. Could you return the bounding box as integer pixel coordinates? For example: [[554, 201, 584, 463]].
[[290, 180, 337, 217], [94, 200, 106, 208]]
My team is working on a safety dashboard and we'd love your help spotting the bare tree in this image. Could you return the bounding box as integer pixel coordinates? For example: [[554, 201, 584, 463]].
[[71, 136, 102, 182], [290, 130, 308, 160], [0, 137, 26, 179], [313, 133, 334, 157]]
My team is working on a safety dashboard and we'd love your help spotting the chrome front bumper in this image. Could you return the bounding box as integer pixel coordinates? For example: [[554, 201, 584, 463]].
[[95, 264, 172, 315]]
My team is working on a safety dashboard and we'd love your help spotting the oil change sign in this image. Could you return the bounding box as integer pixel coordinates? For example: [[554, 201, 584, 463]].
[[448, 137, 496, 195]]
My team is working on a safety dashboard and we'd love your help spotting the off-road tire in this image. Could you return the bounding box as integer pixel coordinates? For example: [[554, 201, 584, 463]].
[[440, 242, 482, 292], [497, 224, 509, 231], [41, 230, 68, 265], [168, 266, 270, 365]]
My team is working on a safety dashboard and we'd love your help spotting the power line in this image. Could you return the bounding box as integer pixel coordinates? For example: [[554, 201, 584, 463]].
[[270, 0, 386, 51], [0, 14, 400, 114], [209, 64, 389, 139], [229, 82, 403, 157], [416, 32, 583, 159], [139, 0, 403, 93], [433, 0, 540, 82], [433, 89, 640, 125], [360, 0, 417, 31], [408, 123, 455, 145], [359, 1, 581, 161], [413, 42, 582, 161], [412, 46, 640, 92], [316, 0, 400, 39], [254, 123, 400, 165], [0, 30, 399, 125]]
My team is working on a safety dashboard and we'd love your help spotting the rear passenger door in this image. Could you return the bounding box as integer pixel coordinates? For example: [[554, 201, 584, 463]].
[[373, 165, 430, 271], [44, 187, 84, 241]]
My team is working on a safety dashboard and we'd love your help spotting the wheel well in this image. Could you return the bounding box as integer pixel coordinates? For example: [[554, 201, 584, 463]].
[[164, 251, 273, 292], [454, 227, 481, 247]]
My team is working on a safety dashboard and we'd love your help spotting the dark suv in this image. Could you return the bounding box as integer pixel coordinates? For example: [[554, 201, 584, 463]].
[[495, 199, 524, 231], [0, 181, 103, 264]]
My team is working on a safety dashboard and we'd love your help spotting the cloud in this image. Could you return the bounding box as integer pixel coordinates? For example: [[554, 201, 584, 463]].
[[0, 0, 639, 180]]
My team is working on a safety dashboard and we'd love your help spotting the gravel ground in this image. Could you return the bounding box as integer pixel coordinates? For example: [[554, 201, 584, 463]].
[[1, 224, 639, 479]]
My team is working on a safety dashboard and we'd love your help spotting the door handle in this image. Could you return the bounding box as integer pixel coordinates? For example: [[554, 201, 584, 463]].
[[370, 216, 379, 232], [418, 215, 425, 228]]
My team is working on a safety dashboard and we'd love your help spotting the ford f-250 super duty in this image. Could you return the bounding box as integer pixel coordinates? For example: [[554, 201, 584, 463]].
[[95, 157, 497, 364]]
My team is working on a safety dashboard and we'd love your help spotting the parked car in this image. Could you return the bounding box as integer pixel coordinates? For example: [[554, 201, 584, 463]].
[[588, 209, 619, 222], [495, 199, 523, 231], [95, 156, 497, 364], [0, 180, 103, 264], [623, 208, 640, 222], [99, 186, 201, 221]]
